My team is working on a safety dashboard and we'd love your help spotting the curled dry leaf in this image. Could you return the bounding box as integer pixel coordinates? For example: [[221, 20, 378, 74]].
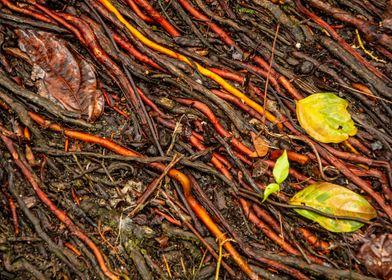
[[357, 234, 392, 280], [249, 131, 269, 157], [25, 145, 39, 167], [16, 29, 104, 121]]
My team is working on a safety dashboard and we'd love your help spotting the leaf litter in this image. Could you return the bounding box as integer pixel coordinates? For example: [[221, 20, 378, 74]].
[[17, 29, 104, 121]]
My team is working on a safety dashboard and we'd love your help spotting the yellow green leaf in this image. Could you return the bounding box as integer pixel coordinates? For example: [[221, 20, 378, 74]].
[[296, 93, 357, 143], [289, 182, 376, 232], [273, 150, 289, 184], [262, 183, 280, 202]]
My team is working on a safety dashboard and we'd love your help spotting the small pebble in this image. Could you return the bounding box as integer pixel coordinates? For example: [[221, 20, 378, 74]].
[[371, 141, 383, 151], [296, 60, 314, 74], [232, 50, 243, 60]]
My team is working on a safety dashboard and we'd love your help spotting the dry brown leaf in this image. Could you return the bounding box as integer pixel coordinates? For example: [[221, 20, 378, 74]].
[[357, 234, 392, 279], [25, 145, 39, 167], [16, 29, 104, 121], [249, 131, 269, 157]]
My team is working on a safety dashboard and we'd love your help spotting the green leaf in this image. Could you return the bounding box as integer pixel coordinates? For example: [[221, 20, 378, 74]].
[[262, 183, 280, 202], [273, 150, 289, 184], [289, 182, 377, 232], [296, 93, 357, 143]]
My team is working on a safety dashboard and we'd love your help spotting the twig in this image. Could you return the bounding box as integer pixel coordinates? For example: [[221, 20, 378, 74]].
[[129, 153, 183, 217], [1, 135, 119, 280], [3, 163, 84, 277]]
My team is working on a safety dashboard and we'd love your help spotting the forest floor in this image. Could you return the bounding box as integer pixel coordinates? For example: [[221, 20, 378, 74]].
[[0, 0, 391, 279]]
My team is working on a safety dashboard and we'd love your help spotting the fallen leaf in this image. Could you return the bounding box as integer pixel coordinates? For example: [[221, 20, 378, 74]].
[[16, 29, 104, 121], [357, 234, 392, 279], [25, 145, 39, 167], [249, 131, 269, 157], [289, 182, 377, 232], [296, 93, 357, 143]]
